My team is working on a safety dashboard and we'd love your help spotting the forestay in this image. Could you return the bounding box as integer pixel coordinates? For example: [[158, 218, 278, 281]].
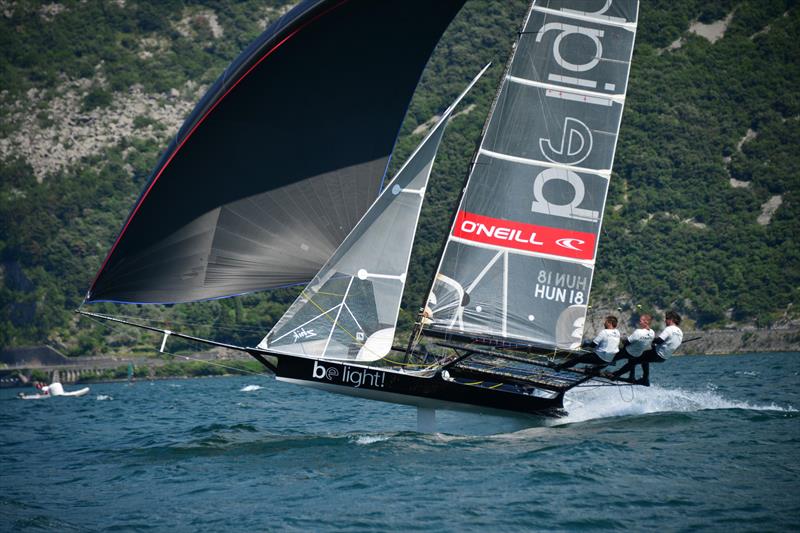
[[426, 0, 638, 349], [260, 67, 489, 362]]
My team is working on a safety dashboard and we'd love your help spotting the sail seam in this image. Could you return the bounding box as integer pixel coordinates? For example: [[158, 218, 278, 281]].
[[531, 6, 637, 30], [506, 75, 626, 104], [449, 236, 596, 267], [479, 148, 611, 177]]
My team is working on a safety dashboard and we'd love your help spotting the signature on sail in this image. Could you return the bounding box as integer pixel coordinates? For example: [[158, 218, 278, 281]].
[[292, 327, 317, 343]]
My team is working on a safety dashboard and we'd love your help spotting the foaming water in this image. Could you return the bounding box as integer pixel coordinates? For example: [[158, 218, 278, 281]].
[[350, 434, 391, 445], [239, 385, 262, 392], [95, 394, 113, 401], [560, 382, 796, 424]]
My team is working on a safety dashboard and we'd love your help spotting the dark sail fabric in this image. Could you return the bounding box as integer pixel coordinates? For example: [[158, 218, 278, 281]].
[[426, 0, 638, 350], [86, 0, 466, 304]]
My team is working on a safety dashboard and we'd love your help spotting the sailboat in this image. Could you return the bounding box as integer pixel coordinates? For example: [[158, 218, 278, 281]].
[[79, 0, 639, 418]]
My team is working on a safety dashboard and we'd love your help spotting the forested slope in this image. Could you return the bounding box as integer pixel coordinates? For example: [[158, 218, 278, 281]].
[[0, 0, 798, 354]]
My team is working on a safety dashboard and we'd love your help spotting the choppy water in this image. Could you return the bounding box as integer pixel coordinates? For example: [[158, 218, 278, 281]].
[[1, 352, 798, 532]]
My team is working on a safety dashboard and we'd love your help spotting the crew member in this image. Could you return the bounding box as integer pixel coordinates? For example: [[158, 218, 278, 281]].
[[613, 310, 683, 385], [614, 314, 655, 380], [557, 315, 620, 371]]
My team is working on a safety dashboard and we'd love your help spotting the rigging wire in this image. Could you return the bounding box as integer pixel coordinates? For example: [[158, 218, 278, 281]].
[[81, 310, 268, 335], [81, 314, 273, 379]]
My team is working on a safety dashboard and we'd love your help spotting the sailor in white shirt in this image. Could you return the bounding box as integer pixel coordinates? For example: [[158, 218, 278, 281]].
[[654, 316, 684, 359], [612, 311, 683, 385], [611, 314, 655, 380], [557, 316, 620, 371]]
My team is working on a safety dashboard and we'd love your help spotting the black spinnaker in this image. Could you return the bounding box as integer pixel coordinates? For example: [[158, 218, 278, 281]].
[[87, 0, 467, 305]]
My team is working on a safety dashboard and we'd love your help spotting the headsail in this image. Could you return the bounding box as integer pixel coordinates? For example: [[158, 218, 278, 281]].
[[260, 66, 490, 362], [85, 0, 467, 305], [425, 0, 639, 350]]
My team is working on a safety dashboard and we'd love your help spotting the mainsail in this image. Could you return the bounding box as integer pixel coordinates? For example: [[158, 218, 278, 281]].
[[259, 67, 490, 362], [425, 0, 639, 350], [85, 0, 467, 305]]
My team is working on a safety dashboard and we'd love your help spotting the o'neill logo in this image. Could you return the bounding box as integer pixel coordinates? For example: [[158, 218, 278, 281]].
[[312, 360, 386, 389], [452, 211, 596, 260], [555, 238, 585, 251]]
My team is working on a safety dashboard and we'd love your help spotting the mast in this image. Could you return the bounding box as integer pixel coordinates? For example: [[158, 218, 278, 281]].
[[407, 2, 539, 359]]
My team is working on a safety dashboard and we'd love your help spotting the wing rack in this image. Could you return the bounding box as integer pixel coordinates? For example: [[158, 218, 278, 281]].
[[451, 354, 589, 393]]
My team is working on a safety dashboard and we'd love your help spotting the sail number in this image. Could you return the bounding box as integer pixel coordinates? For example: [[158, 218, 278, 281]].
[[535, 270, 587, 304]]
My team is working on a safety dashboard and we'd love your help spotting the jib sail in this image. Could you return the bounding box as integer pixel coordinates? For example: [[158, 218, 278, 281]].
[[425, 0, 639, 350], [260, 68, 488, 362], [85, 0, 466, 305]]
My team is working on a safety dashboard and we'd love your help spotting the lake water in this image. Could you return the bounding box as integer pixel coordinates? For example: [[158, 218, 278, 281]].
[[1, 352, 798, 531]]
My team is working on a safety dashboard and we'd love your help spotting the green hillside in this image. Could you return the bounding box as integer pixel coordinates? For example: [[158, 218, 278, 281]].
[[1, 0, 798, 355]]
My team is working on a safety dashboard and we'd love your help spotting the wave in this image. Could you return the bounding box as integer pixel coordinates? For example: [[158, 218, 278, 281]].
[[95, 394, 113, 401], [349, 434, 391, 445], [240, 385, 263, 392], [558, 383, 797, 424]]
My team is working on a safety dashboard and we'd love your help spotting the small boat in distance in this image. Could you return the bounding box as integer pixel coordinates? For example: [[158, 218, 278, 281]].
[[79, 0, 640, 420], [18, 382, 90, 400]]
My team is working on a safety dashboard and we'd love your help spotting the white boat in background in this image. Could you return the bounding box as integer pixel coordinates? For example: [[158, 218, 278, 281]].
[[18, 382, 90, 400]]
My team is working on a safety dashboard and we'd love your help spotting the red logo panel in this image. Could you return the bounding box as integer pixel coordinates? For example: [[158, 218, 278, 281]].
[[452, 211, 596, 260]]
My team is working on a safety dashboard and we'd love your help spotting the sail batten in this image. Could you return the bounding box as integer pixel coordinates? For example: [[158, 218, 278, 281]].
[[479, 148, 613, 177], [506, 75, 626, 103], [532, 6, 637, 28], [426, 0, 638, 350]]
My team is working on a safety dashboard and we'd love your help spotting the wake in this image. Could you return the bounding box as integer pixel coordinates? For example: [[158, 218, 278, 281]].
[[558, 383, 796, 424]]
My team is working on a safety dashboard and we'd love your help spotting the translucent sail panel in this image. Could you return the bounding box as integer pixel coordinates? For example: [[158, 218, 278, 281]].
[[261, 66, 489, 361], [426, 0, 638, 349], [85, 0, 467, 304], [261, 110, 451, 361], [429, 242, 594, 349]]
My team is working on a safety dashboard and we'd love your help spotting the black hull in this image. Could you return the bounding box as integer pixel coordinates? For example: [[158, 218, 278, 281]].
[[252, 350, 570, 417]]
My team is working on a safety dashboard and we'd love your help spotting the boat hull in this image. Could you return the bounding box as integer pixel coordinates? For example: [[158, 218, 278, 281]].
[[17, 386, 90, 400], [261, 351, 567, 417]]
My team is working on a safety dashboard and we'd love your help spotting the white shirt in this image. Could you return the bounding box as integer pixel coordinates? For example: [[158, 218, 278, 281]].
[[655, 324, 683, 358], [625, 327, 655, 357], [593, 328, 621, 362]]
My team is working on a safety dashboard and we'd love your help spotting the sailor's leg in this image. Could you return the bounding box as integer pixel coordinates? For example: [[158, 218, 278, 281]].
[[640, 362, 650, 383], [612, 358, 636, 378], [417, 406, 436, 433], [557, 353, 596, 370]]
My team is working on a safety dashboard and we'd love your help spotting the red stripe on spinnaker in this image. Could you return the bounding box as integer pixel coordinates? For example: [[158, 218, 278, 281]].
[[88, 0, 349, 297]]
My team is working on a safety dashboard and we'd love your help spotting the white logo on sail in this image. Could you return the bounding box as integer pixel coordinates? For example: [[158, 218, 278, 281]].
[[537, 23, 604, 73], [531, 167, 599, 222], [555, 238, 585, 251], [540, 117, 593, 165]]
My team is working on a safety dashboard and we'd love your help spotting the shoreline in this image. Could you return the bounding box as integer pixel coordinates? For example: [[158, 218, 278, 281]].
[[675, 328, 800, 356], [1, 328, 798, 388]]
